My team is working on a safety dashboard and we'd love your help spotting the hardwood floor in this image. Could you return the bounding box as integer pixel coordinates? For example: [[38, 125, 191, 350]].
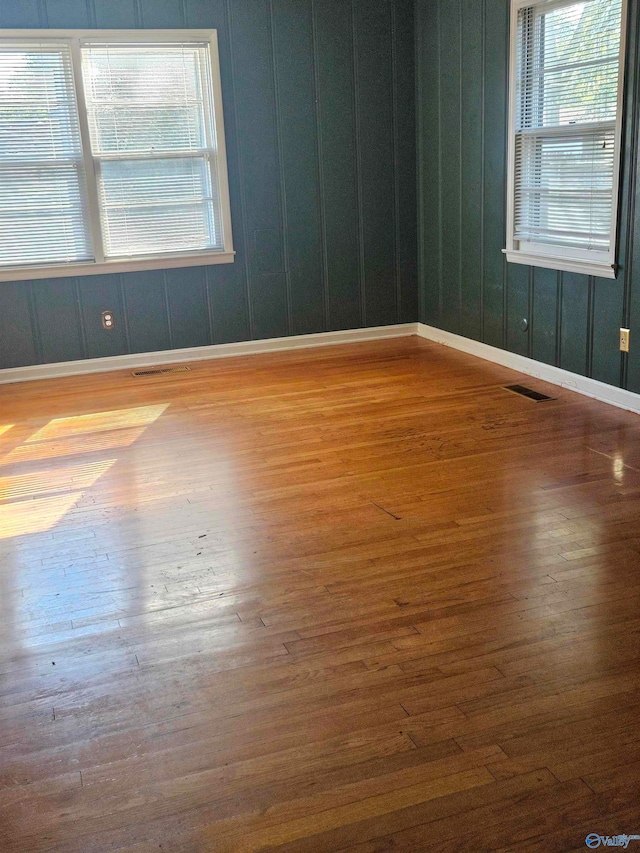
[[1, 336, 639, 852]]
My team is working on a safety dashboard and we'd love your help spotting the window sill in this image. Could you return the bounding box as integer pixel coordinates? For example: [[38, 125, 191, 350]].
[[503, 250, 616, 280], [0, 250, 236, 283]]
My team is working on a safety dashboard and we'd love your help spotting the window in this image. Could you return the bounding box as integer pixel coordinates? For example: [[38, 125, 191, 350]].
[[0, 30, 234, 281], [505, 0, 626, 278]]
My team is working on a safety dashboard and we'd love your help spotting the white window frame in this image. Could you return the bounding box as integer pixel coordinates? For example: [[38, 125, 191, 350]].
[[0, 29, 235, 282], [503, 0, 627, 279]]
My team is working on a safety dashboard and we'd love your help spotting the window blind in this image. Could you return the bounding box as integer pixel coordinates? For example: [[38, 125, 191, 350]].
[[514, 0, 622, 255], [0, 45, 92, 267], [81, 43, 223, 259]]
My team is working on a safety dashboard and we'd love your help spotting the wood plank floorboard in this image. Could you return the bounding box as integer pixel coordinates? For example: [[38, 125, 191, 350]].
[[1, 337, 639, 851]]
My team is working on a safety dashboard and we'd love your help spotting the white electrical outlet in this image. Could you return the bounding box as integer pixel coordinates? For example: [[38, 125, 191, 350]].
[[620, 328, 630, 353]]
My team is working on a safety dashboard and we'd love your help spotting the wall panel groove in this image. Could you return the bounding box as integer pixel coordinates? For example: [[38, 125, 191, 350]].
[[310, 0, 331, 330], [437, 0, 443, 327], [479, 0, 486, 342], [268, 0, 293, 337], [391, 0, 401, 323], [74, 277, 89, 361], [27, 282, 43, 366], [223, 0, 254, 343], [351, 0, 367, 328]]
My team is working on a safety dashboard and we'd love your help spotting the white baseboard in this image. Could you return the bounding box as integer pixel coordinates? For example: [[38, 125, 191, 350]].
[[417, 323, 640, 415], [0, 323, 419, 385], [3, 321, 638, 416]]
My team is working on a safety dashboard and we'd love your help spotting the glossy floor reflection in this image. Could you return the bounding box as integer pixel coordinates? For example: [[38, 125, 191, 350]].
[[1, 337, 639, 852]]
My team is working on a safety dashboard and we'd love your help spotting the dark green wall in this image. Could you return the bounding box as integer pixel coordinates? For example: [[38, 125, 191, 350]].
[[416, 0, 640, 394], [0, 0, 417, 370]]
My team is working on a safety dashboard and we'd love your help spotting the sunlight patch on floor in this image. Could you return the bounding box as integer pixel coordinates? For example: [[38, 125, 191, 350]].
[[0, 492, 81, 540], [26, 404, 167, 442], [0, 459, 116, 502], [3, 426, 148, 464], [0, 404, 168, 539]]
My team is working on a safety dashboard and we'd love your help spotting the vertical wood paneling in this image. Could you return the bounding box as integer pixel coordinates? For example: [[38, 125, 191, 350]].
[[481, 0, 508, 349], [393, 0, 418, 325], [211, 0, 251, 343], [417, 0, 639, 392], [1, 0, 41, 26], [628, 265, 640, 393], [206, 264, 250, 344], [33, 279, 85, 364], [560, 273, 590, 376], [123, 271, 171, 354], [77, 274, 128, 359], [93, 0, 138, 27], [315, 0, 361, 331], [166, 267, 210, 349], [438, 0, 461, 334], [184, 0, 221, 26], [250, 273, 289, 340], [460, 0, 483, 341], [139, 0, 184, 27], [616, 0, 639, 391], [506, 264, 530, 357], [227, 1, 283, 252], [272, 0, 325, 336], [229, 0, 288, 339], [0, 283, 37, 368], [44, 0, 91, 27], [354, 0, 397, 328], [531, 268, 558, 367], [592, 277, 625, 387], [201, 0, 252, 345], [0, 0, 417, 372], [417, 0, 441, 326], [623, 0, 640, 393], [628, 155, 640, 390]]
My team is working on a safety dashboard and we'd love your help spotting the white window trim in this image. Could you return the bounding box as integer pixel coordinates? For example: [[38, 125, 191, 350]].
[[0, 29, 235, 283], [503, 0, 627, 280]]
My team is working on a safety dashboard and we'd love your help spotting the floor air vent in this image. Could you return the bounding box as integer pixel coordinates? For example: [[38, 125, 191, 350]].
[[132, 366, 190, 377], [504, 384, 554, 402]]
